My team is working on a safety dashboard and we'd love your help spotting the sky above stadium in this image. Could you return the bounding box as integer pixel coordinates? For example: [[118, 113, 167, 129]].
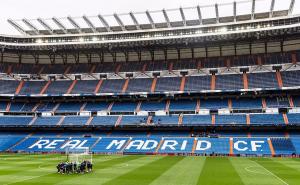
[[0, 0, 300, 35]]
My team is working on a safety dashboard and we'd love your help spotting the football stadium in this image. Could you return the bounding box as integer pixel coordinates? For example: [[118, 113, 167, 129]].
[[0, 0, 300, 184]]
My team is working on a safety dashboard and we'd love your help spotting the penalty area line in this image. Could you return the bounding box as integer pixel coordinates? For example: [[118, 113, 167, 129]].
[[251, 160, 289, 185]]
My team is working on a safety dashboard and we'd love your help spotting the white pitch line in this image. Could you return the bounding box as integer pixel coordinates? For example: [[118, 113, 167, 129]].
[[3, 164, 55, 185], [244, 166, 269, 175], [3, 173, 52, 185], [251, 160, 289, 185]]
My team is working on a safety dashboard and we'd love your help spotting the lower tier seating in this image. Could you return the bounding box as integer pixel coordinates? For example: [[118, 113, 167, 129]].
[[2, 134, 299, 156]]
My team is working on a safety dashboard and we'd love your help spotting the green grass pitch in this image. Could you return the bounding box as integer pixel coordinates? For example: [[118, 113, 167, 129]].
[[0, 154, 299, 185]]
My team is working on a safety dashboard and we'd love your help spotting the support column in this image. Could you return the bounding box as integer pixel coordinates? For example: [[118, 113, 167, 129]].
[[115, 115, 123, 127], [66, 80, 77, 94], [226, 58, 231, 68], [135, 101, 142, 112], [142, 63, 147, 73], [89, 64, 96, 74], [115, 63, 121, 73], [5, 102, 11, 112], [94, 80, 103, 94], [40, 81, 51, 95], [211, 74, 216, 91], [229, 138, 234, 156], [257, 56, 262, 65], [267, 138, 275, 157], [291, 53, 297, 64], [228, 99, 232, 110], [262, 98, 267, 109], [151, 77, 157, 93], [122, 79, 130, 93], [275, 70, 283, 88], [288, 96, 294, 108], [283, 113, 289, 125], [243, 72, 248, 89], [196, 99, 200, 113], [211, 115, 215, 125], [168, 62, 173, 72], [180, 76, 186, 92], [15, 80, 24, 95], [165, 100, 170, 113], [178, 114, 183, 126], [246, 114, 251, 126]]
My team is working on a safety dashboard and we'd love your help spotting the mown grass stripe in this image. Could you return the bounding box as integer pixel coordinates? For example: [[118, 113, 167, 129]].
[[102, 156, 184, 185], [197, 157, 244, 185], [56, 155, 164, 185], [271, 158, 300, 173], [150, 156, 206, 185], [252, 158, 300, 185], [230, 157, 284, 185], [6, 155, 143, 185]]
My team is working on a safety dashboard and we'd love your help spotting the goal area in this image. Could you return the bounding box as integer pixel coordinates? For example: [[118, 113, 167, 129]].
[[65, 148, 93, 164]]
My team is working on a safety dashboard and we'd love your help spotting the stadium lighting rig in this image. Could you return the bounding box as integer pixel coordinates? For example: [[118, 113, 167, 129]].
[[1, 0, 299, 50]]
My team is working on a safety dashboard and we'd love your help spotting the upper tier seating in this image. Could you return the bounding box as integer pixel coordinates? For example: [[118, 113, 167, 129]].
[[182, 115, 212, 125], [0, 102, 7, 111], [111, 102, 137, 112], [56, 102, 82, 112], [120, 116, 148, 126], [215, 74, 244, 90], [155, 77, 181, 92], [90, 116, 118, 126], [1, 71, 300, 96], [0, 116, 33, 126], [61, 116, 89, 126], [19, 81, 45, 95], [231, 98, 262, 109], [126, 78, 153, 92], [151, 115, 179, 125], [266, 97, 290, 108], [99, 79, 125, 93], [200, 99, 228, 109], [169, 100, 196, 112], [281, 70, 300, 87], [33, 117, 61, 126], [0, 51, 297, 75], [248, 72, 278, 89], [71, 80, 99, 94], [215, 115, 247, 125], [287, 114, 300, 125], [0, 80, 19, 94], [250, 114, 285, 125], [184, 76, 211, 91], [45, 81, 72, 94], [84, 102, 109, 112]]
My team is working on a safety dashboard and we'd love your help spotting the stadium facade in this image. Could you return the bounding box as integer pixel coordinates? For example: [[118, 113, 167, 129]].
[[0, 0, 300, 156]]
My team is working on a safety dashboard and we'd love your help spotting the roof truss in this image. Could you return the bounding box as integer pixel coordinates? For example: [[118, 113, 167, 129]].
[[67, 16, 82, 33], [52, 17, 68, 34], [37, 18, 54, 34]]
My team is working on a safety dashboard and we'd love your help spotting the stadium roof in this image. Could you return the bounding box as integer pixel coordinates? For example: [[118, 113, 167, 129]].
[[7, 0, 297, 36]]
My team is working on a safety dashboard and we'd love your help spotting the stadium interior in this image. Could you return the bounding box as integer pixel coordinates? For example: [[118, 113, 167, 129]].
[[0, 0, 300, 157]]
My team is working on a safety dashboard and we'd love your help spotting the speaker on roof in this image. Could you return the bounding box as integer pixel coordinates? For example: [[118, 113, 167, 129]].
[[240, 68, 249, 72], [48, 76, 56, 81], [180, 71, 188, 76], [126, 73, 133, 78], [100, 74, 107, 79], [272, 66, 282, 71], [278, 108, 288, 113], [75, 75, 81, 80], [152, 72, 160, 77], [209, 69, 218, 74]]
